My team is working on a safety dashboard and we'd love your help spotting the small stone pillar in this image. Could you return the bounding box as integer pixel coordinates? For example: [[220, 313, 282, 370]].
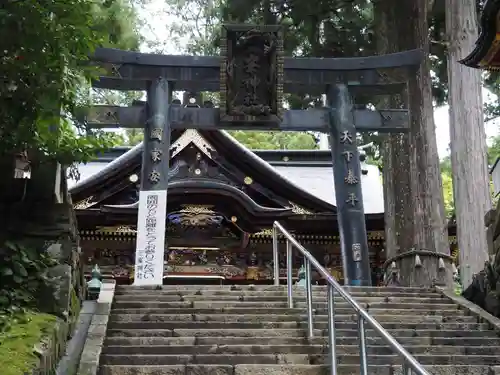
[[295, 265, 306, 287], [87, 265, 102, 300]]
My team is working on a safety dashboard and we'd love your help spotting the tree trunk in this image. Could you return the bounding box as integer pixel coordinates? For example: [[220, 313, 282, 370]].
[[373, 0, 416, 285], [400, 0, 453, 287], [446, 0, 492, 288]]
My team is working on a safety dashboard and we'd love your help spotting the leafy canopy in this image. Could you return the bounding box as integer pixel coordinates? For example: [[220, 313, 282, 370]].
[[0, 0, 140, 164]]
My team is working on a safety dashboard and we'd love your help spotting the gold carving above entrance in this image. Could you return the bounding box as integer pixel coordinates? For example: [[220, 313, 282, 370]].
[[82, 245, 383, 284], [96, 225, 136, 234], [179, 205, 215, 215]]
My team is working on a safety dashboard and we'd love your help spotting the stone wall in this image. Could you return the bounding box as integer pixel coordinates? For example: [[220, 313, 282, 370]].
[[0, 195, 86, 320], [32, 318, 71, 375], [0, 157, 85, 373]]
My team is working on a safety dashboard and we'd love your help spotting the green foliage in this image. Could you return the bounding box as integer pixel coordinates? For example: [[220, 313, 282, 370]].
[[163, 0, 223, 55], [483, 74, 500, 121], [430, 0, 500, 118], [228, 131, 318, 149], [439, 134, 500, 219], [0, 241, 57, 332], [158, 0, 378, 150], [115, 128, 319, 149], [153, 0, 328, 150], [0, 311, 57, 375], [440, 156, 455, 218], [489, 135, 500, 165], [94, 0, 143, 50], [442, 169, 455, 218], [439, 157, 454, 218], [123, 128, 145, 146], [1, 0, 141, 164]]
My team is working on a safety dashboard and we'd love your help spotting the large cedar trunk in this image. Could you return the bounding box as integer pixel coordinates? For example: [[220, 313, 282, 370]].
[[375, 0, 452, 287], [373, 1, 415, 280], [445, 0, 492, 288], [400, 0, 452, 287]]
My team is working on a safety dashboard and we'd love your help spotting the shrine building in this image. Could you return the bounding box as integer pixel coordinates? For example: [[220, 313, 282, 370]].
[[460, 0, 500, 70], [69, 129, 458, 285]]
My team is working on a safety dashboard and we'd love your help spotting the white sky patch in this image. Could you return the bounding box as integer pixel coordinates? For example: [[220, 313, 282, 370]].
[[434, 88, 499, 158]]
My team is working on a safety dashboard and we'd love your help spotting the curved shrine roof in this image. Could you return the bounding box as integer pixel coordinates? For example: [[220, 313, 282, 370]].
[[460, 0, 500, 69], [69, 130, 384, 215]]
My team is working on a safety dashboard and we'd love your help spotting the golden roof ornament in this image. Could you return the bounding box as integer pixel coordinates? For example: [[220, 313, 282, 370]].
[[74, 196, 96, 210], [288, 202, 313, 215], [179, 205, 215, 215]]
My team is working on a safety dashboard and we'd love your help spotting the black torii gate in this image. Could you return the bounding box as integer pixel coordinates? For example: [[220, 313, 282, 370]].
[[85, 24, 422, 286]]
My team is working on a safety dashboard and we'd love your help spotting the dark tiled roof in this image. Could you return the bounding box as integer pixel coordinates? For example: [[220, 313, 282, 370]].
[[459, 0, 500, 68], [69, 131, 383, 214]]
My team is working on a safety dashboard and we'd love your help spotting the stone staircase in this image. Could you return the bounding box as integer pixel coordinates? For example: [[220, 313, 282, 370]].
[[97, 285, 500, 375]]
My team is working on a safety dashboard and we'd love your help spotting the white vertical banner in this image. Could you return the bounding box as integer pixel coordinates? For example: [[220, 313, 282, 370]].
[[134, 190, 167, 286]]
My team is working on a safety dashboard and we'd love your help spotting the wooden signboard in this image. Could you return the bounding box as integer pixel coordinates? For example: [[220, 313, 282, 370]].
[[219, 24, 284, 125]]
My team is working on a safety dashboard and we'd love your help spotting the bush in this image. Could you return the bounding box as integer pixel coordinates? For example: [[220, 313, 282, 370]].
[[0, 241, 57, 332], [0, 311, 57, 375]]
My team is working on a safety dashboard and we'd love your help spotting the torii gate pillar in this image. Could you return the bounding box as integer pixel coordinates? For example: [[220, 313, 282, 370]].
[[133, 78, 171, 286], [328, 84, 371, 286]]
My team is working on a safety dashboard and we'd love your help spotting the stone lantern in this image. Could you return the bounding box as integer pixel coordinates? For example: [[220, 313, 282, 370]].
[[295, 265, 306, 287], [87, 264, 102, 300]]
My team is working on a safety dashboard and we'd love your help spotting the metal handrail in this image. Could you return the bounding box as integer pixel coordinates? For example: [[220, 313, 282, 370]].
[[272, 221, 431, 375]]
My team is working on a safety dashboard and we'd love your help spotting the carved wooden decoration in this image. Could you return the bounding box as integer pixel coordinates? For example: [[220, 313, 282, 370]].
[[220, 24, 284, 125]]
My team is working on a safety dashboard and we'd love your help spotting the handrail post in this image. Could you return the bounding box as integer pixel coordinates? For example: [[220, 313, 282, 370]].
[[272, 221, 431, 375], [286, 240, 293, 308], [403, 363, 412, 375], [305, 259, 314, 338], [358, 316, 368, 375], [327, 284, 337, 375], [272, 225, 280, 286]]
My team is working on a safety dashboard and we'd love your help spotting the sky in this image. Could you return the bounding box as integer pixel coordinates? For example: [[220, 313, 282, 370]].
[[137, 0, 499, 160]]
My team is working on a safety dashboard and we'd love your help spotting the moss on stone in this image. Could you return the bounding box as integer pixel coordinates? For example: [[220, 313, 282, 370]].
[[70, 286, 81, 318], [0, 311, 57, 375], [68, 286, 81, 333]]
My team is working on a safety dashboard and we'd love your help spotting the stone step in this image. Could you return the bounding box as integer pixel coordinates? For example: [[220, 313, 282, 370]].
[[104, 335, 500, 347], [99, 353, 500, 366], [112, 295, 451, 305], [113, 289, 442, 298], [106, 321, 488, 331], [101, 343, 500, 356], [111, 301, 457, 311], [113, 296, 449, 305], [114, 285, 432, 293], [105, 328, 498, 338], [98, 364, 492, 375], [109, 313, 476, 324], [110, 308, 470, 318], [103, 285, 497, 375]]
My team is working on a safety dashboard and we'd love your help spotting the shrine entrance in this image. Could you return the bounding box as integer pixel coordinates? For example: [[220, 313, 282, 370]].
[[85, 24, 421, 286]]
